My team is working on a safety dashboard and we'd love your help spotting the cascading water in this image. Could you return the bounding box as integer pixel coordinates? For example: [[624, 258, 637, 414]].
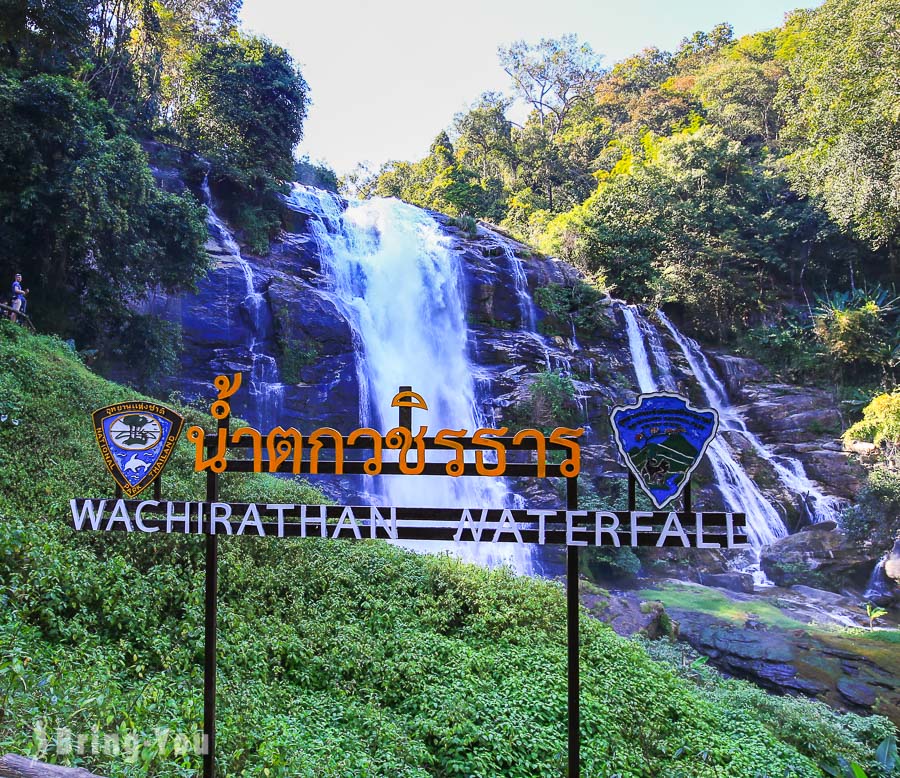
[[502, 244, 537, 332], [201, 177, 283, 428], [655, 310, 841, 527], [286, 185, 533, 573], [864, 559, 894, 605], [622, 305, 788, 554]]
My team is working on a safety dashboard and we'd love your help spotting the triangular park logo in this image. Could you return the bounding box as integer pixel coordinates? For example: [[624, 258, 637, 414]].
[[91, 402, 185, 498], [610, 392, 718, 509]]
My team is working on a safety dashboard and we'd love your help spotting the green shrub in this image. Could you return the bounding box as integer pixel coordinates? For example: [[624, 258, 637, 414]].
[[841, 466, 900, 551], [534, 280, 610, 338], [448, 214, 478, 236], [813, 288, 899, 378], [279, 339, 319, 384], [844, 391, 900, 464], [737, 317, 827, 383]]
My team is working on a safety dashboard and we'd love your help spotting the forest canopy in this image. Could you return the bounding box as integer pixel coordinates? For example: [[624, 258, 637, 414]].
[[366, 0, 899, 352], [0, 0, 309, 342]]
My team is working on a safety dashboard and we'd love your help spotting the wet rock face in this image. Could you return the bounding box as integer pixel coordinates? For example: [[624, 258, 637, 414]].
[[115, 177, 862, 583], [760, 525, 879, 589], [709, 354, 864, 502]]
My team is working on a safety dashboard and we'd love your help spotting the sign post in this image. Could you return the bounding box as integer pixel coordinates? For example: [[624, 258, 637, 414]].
[[566, 475, 579, 777], [77, 378, 746, 778]]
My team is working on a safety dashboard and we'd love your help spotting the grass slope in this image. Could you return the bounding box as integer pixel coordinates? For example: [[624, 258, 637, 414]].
[[0, 322, 895, 777]]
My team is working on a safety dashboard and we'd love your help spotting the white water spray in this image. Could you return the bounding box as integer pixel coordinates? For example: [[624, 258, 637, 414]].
[[286, 185, 533, 573]]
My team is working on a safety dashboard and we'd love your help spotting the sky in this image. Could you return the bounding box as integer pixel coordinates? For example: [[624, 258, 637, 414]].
[[239, 0, 821, 176]]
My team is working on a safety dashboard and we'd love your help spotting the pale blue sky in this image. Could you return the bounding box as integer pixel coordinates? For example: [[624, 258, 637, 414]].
[[240, 0, 821, 175]]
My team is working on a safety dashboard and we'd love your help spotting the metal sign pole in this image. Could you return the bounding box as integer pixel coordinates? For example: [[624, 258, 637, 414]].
[[203, 415, 225, 778], [566, 475, 579, 777]]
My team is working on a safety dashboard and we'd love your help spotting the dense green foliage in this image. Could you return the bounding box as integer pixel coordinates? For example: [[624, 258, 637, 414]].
[[842, 392, 900, 550], [367, 0, 897, 348], [175, 32, 308, 253], [506, 370, 582, 433], [0, 72, 208, 340], [0, 0, 310, 343], [534, 280, 610, 339], [4, 314, 896, 777]]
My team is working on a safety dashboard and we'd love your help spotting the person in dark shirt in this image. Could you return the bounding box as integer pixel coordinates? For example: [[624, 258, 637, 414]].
[[10, 273, 28, 323]]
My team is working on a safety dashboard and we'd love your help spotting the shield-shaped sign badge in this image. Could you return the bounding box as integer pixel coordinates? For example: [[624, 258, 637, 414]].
[[92, 402, 185, 497], [611, 392, 718, 509]]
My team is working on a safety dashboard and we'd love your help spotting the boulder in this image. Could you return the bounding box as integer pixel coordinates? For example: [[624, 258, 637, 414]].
[[710, 353, 771, 395], [761, 527, 879, 590], [584, 589, 678, 639], [700, 572, 755, 593], [885, 538, 900, 586]]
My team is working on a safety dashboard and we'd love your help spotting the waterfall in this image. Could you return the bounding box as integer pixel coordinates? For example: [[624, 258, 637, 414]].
[[285, 185, 533, 573], [622, 305, 787, 552], [502, 244, 536, 332], [622, 307, 657, 393], [864, 559, 894, 605], [201, 176, 283, 428], [656, 311, 841, 527]]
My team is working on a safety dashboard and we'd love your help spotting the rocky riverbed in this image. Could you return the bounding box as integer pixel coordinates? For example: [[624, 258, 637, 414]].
[[584, 577, 900, 726]]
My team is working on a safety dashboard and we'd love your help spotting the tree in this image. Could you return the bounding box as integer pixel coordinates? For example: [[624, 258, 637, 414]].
[[0, 0, 92, 71], [777, 0, 900, 250], [498, 34, 605, 136], [0, 72, 208, 340], [541, 126, 791, 338], [693, 31, 784, 144], [175, 31, 309, 250], [452, 92, 514, 181]]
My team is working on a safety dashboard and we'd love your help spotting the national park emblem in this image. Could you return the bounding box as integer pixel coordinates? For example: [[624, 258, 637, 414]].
[[91, 402, 185, 497], [611, 392, 718, 509]]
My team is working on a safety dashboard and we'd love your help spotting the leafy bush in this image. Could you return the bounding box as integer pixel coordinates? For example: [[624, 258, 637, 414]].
[[115, 315, 183, 393], [534, 280, 610, 338], [844, 391, 900, 465], [293, 157, 339, 193], [842, 392, 900, 550], [840, 466, 900, 551], [528, 370, 582, 431], [278, 338, 320, 385], [813, 288, 899, 378], [448, 214, 478, 236], [737, 317, 827, 383]]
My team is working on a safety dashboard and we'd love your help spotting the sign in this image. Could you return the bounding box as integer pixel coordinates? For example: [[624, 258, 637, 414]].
[[92, 401, 184, 498], [77, 376, 748, 778], [184, 375, 584, 478], [611, 392, 718, 509], [69, 500, 749, 549]]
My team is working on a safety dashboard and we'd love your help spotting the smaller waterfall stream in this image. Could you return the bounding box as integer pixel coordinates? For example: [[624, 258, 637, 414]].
[[502, 244, 537, 332], [622, 306, 788, 554], [656, 311, 841, 527], [202, 177, 283, 428], [622, 303, 845, 565]]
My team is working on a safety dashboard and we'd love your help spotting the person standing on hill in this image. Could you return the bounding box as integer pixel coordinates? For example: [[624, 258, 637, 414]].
[[10, 273, 28, 323]]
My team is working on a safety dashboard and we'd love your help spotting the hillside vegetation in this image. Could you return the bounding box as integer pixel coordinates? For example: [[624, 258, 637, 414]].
[[0, 0, 309, 350], [366, 0, 898, 377], [0, 324, 897, 776]]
